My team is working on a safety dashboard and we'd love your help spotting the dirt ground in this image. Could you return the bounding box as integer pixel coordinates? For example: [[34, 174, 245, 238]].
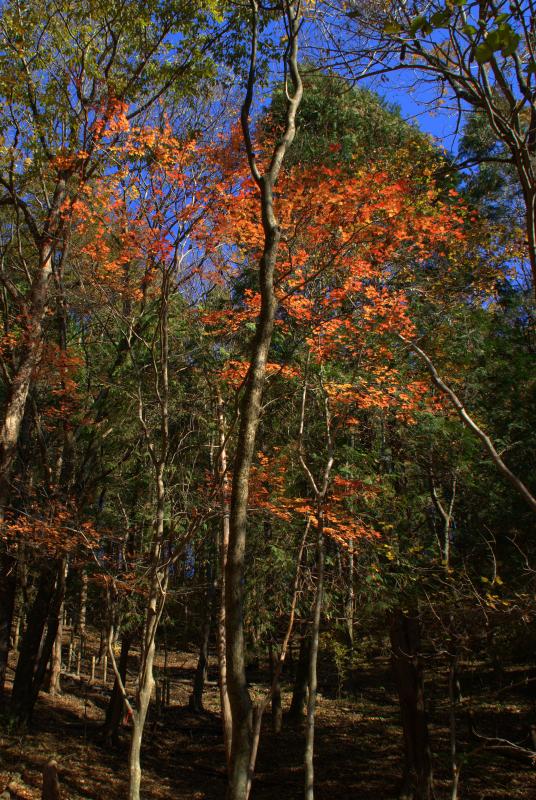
[[1, 638, 535, 799]]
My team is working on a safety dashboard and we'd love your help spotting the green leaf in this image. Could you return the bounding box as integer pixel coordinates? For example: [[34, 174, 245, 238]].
[[501, 30, 521, 56], [409, 15, 427, 35], [462, 23, 477, 36], [485, 29, 501, 49], [430, 9, 452, 27], [384, 20, 403, 34], [474, 42, 494, 63]]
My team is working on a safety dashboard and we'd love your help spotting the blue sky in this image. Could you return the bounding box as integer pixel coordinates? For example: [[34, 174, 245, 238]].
[[362, 69, 465, 155]]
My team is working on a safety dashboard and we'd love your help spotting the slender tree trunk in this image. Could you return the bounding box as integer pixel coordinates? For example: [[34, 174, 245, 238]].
[[269, 643, 282, 733], [13, 545, 30, 654], [390, 608, 433, 800], [217, 394, 233, 766], [190, 568, 215, 713], [125, 264, 172, 800], [289, 634, 310, 723], [304, 515, 325, 800], [127, 580, 165, 800], [0, 184, 68, 699], [103, 633, 132, 746], [225, 6, 302, 795], [128, 717, 144, 800], [77, 569, 88, 642], [47, 601, 64, 696], [344, 545, 354, 652], [0, 552, 16, 698], [127, 576, 165, 800], [219, 530, 233, 759], [449, 654, 460, 800], [127, 470, 168, 800], [47, 560, 68, 696]]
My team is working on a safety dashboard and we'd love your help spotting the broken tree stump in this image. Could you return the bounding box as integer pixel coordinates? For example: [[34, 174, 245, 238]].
[[42, 759, 61, 800]]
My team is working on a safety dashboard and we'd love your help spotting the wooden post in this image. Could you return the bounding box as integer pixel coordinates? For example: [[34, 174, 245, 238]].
[[42, 758, 61, 800], [90, 656, 95, 683]]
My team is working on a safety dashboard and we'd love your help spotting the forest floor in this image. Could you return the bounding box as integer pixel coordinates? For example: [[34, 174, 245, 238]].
[[1, 635, 536, 800]]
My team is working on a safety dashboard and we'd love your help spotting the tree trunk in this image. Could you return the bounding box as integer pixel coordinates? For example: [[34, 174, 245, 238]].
[[217, 394, 233, 766], [224, 8, 302, 796], [47, 560, 68, 696], [344, 545, 354, 651], [449, 654, 460, 800], [127, 575, 165, 800], [0, 552, 17, 698], [47, 607, 63, 696], [304, 517, 325, 800], [269, 643, 282, 733], [77, 569, 88, 642], [126, 467, 169, 800], [0, 180, 67, 507], [288, 634, 310, 723], [190, 570, 215, 713], [390, 608, 433, 800], [10, 559, 66, 725], [103, 633, 132, 746], [128, 717, 144, 800]]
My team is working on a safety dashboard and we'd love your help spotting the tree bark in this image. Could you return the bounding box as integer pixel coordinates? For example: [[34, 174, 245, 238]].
[[304, 515, 325, 800], [289, 634, 310, 723], [103, 633, 132, 746], [0, 179, 68, 508], [216, 393, 233, 766], [77, 569, 88, 643], [269, 642, 282, 733], [390, 608, 433, 800], [126, 472, 169, 800], [47, 601, 64, 696], [190, 568, 215, 713], [0, 552, 16, 698], [10, 558, 66, 725]]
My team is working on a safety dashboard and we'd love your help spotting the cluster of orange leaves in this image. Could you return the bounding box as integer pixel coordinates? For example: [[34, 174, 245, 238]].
[[33, 345, 84, 425], [217, 358, 300, 389], [248, 452, 380, 548], [64, 121, 204, 303], [2, 501, 100, 556], [200, 157, 471, 434]]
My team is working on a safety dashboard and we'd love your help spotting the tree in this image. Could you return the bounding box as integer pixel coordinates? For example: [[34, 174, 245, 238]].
[[343, 0, 536, 296]]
